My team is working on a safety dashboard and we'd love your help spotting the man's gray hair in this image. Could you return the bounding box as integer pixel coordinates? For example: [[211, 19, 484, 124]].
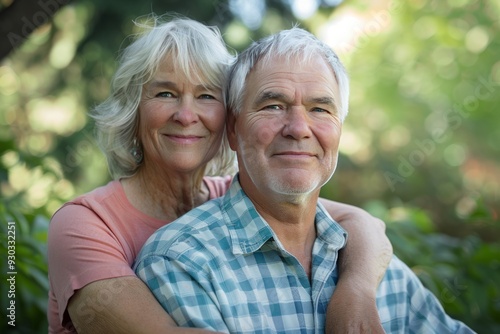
[[225, 27, 349, 122], [91, 15, 236, 179]]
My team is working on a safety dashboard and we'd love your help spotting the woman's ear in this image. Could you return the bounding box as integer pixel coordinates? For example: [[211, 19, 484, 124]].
[[226, 110, 238, 152]]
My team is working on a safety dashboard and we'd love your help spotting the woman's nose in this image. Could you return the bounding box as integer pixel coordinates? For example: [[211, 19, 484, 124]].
[[172, 99, 199, 125]]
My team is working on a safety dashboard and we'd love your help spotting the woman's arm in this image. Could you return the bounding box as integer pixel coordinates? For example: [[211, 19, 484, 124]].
[[319, 198, 393, 334], [48, 203, 222, 334], [68, 276, 221, 334]]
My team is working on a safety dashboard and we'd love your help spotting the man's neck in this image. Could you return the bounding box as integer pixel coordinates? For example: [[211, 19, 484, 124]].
[[251, 191, 319, 278]]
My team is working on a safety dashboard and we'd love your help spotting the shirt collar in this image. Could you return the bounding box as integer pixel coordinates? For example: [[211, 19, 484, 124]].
[[221, 174, 347, 255]]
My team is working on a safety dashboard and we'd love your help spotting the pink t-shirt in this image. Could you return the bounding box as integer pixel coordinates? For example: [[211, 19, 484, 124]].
[[47, 176, 232, 333]]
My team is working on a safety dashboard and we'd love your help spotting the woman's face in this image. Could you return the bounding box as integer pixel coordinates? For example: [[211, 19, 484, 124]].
[[137, 55, 225, 174]]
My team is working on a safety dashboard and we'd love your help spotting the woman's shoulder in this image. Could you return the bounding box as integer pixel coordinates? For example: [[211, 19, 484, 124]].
[[50, 180, 126, 228]]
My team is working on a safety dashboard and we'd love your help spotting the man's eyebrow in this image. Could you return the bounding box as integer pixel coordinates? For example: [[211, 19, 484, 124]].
[[252, 91, 338, 111], [307, 96, 337, 109], [253, 91, 289, 107]]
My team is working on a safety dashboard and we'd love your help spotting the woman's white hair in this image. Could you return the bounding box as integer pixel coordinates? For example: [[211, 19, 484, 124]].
[[225, 27, 349, 122], [91, 15, 236, 179]]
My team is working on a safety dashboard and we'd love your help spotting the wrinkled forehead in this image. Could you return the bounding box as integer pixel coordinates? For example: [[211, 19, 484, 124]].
[[249, 54, 338, 89], [245, 54, 340, 106], [255, 53, 334, 75]]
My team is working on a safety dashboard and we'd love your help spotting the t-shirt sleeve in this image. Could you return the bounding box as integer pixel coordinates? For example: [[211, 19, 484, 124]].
[[47, 203, 136, 326], [205, 175, 233, 199]]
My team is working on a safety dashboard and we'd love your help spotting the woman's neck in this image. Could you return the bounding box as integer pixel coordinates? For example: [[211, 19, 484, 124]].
[[121, 163, 208, 222]]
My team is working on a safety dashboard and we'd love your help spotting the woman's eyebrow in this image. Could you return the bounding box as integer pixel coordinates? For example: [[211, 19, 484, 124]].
[[147, 80, 176, 90], [194, 84, 218, 92]]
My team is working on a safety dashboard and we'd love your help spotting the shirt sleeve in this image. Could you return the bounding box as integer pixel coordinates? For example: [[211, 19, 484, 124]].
[[379, 256, 476, 333], [135, 240, 229, 332], [48, 204, 135, 326]]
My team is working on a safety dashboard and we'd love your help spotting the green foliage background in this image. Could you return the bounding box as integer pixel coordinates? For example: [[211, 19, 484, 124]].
[[1, 0, 499, 333]]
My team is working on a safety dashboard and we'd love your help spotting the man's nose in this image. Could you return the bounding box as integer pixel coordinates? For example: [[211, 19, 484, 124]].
[[282, 107, 312, 139]]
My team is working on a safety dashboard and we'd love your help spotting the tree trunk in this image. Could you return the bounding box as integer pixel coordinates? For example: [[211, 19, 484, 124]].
[[0, 0, 71, 60]]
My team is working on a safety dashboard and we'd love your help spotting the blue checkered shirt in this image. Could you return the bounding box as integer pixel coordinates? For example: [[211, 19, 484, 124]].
[[134, 176, 474, 333]]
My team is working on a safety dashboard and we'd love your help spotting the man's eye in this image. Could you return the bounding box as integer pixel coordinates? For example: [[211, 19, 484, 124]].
[[312, 107, 329, 113], [156, 92, 174, 98], [264, 105, 282, 110]]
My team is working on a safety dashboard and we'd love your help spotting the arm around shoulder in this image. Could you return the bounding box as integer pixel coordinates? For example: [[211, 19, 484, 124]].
[[49, 205, 222, 334], [318, 199, 392, 286], [68, 276, 221, 334], [318, 199, 392, 334]]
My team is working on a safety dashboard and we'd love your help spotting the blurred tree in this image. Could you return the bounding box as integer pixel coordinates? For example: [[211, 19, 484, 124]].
[[316, 0, 500, 240], [0, 0, 72, 60]]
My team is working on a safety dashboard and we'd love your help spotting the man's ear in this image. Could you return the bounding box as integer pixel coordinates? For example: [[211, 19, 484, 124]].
[[226, 110, 238, 151]]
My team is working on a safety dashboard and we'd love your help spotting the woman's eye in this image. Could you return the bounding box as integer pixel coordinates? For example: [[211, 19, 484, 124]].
[[156, 91, 174, 98], [199, 94, 215, 100]]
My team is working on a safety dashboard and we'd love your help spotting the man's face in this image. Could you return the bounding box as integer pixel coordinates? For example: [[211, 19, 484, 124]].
[[228, 55, 343, 203]]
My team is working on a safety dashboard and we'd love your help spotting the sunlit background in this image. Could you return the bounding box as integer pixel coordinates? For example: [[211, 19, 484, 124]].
[[1, 0, 499, 332]]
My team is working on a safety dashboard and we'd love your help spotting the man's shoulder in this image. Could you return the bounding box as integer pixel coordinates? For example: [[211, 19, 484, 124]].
[[380, 256, 416, 283], [171, 196, 226, 233], [377, 255, 432, 308]]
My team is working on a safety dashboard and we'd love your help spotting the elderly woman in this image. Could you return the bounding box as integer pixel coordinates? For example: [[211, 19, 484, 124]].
[[47, 16, 391, 333]]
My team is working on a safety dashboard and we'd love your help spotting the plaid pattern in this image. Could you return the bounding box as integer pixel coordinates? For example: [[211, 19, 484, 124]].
[[135, 176, 474, 333]]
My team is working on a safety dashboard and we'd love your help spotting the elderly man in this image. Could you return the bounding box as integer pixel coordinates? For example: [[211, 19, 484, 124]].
[[134, 28, 474, 333]]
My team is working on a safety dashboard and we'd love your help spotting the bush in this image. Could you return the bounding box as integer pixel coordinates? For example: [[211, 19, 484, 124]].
[[383, 205, 500, 333], [0, 200, 49, 334]]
